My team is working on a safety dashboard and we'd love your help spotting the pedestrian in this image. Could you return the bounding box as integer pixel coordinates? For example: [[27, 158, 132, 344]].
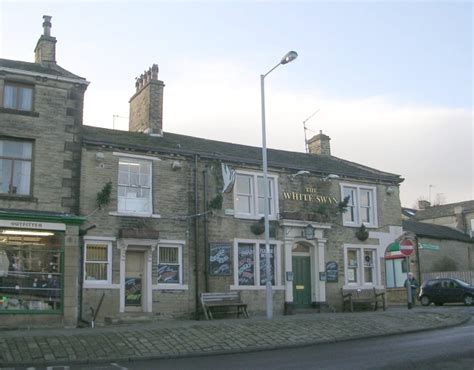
[[404, 272, 419, 308]]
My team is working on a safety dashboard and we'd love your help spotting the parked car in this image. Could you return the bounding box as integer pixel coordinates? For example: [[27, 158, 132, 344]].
[[418, 278, 474, 306]]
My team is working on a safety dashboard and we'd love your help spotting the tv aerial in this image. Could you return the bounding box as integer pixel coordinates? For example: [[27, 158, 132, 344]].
[[302, 108, 320, 153]]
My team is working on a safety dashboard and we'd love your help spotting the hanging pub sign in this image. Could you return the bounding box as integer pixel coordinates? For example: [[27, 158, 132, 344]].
[[325, 261, 338, 283], [209, 243, 231, 276]]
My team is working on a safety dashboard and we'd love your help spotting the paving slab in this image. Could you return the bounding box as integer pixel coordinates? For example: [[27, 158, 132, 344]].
[[0, 306, 470, 367]]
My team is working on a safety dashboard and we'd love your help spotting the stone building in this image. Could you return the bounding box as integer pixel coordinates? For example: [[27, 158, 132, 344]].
[[0, 16, 88, 327], [1, 16, 406, 327]]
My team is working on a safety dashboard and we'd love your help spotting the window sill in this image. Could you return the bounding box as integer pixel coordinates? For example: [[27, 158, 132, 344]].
[[109, 211, 161, 219], [154, 284, 188, 290], [234, 214, 278, 221], [83, 283, 119, 289], [0, 107, 39, 117], [0, 194, 37, 202], [230, 285, 285, 291]]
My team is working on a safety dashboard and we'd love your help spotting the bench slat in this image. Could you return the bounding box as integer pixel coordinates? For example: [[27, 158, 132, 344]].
[[201, 292, 249, 320]]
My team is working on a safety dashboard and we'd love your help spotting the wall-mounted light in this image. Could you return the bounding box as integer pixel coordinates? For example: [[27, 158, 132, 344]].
[[171, 161, 182, 170], [289, 170, 310, 180], [322, 174, 340, 181], [1, 230, 54, 236]]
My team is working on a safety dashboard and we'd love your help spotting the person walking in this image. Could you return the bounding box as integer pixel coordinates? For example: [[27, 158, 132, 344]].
[[404, 272, 419, 309]]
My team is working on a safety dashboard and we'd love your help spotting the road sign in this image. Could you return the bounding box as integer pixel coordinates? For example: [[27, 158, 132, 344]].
[[399, 239, 415, 256]]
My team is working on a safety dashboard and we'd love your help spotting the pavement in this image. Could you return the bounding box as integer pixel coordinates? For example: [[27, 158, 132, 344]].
[[0, 305, 471, 368]]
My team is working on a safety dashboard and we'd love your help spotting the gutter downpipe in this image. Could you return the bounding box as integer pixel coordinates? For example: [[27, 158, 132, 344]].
[[203, 168, 209, 292], [194, 155, 200, 319]]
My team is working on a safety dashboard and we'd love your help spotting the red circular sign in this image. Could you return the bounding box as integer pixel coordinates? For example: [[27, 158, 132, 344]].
[[399, 239, 415, 256]]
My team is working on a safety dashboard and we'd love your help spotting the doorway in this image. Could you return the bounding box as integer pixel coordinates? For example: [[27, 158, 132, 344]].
[[125, 250, 145, 312], [292, 255, 312, 308]]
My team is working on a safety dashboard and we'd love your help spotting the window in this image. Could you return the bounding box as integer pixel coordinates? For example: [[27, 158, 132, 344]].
[[0, 229, 63, 313], [385, 258, 407, 288], [0, 139, 32, 196], [157, 245, 182, 285], [84, 240, 112, 285], [234, 172, 277, 219], [3, 83, 33, 111], [118, 158, 152, 214], [235, 241, 279, 288], [341, 184, 377, 227], [345, 246, 378, 286]]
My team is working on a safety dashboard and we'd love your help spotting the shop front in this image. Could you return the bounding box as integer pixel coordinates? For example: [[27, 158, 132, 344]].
[[0, 214, 83, 327]]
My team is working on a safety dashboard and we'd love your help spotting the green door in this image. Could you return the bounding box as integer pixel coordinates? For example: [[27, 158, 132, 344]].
[[292, 256, 312, 308]]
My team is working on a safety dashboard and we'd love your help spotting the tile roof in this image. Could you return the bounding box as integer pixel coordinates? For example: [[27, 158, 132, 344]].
[[0, 58, 86, 81], [414, 200, 474, 220], [402, 220, 473, 243], [82, 125, 403, 184]]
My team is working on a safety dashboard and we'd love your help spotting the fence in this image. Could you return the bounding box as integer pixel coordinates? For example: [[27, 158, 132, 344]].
[[422, 271, 474, 285]]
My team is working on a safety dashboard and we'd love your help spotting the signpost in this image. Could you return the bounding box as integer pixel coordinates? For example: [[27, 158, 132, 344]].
[[400, 238, 416, 309]]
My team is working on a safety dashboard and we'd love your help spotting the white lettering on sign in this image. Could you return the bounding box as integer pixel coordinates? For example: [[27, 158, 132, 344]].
[[0, 220, 66, 231]]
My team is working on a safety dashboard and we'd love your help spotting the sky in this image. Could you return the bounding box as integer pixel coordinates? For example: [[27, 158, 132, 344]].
[[0, 0, 472, 208]]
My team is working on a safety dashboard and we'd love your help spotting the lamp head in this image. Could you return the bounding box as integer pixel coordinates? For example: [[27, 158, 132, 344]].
[[280, 51, 298, 65]]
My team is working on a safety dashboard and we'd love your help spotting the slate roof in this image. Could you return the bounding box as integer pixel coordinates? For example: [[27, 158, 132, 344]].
[[414, 200, 474, 220], [82, 125, 403, 184], [0, 58, 86, 81], [403, 220, 473, 243]]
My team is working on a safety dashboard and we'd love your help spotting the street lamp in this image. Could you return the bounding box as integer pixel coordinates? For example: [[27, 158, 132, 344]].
[[260, 51, 298, 320]]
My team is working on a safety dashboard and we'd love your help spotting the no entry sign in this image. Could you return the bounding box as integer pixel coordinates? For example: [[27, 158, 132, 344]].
[[399, 239, 415, 256]]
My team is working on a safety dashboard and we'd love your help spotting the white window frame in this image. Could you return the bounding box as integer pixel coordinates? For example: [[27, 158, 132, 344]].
[[340, 183, 378, 228], [343, 244, 379, 288], [83, 237, 114, 288], [117, 156, 153, 216], [233, 170, 279, 220], [231, 238, 283, 290], [156, 241, 188, 290]]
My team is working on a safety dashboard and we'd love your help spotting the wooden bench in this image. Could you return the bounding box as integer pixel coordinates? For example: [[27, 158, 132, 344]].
[[200, 292, 249, 320], [341, 287, 386, 312]]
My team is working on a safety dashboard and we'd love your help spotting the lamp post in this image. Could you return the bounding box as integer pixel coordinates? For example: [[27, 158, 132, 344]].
[[260, 51, 298, 320]]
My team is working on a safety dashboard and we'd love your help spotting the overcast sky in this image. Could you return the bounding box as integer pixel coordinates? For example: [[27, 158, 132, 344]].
[[1, 1, 472, 208]]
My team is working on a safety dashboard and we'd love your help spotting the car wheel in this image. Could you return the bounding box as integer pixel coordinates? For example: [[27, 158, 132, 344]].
[[463, 294, 473, 306], [420, 295, 431, 306]]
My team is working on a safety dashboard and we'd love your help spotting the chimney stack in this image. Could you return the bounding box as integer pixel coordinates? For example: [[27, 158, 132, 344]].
[[308, 130, 331, 156], [34, 15, 57, 65], [129, 64, 164, 136], [418, 200, 431, 210]]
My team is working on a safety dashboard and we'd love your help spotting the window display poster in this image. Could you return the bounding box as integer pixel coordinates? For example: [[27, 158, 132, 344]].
[[157, 265, 179, 284], [125, 277, 142, 306], [238, 244, 254, 285], [209, 243, 231, 276]]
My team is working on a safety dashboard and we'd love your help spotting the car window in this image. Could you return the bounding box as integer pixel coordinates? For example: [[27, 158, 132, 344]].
[[455, 279, 470, 287]]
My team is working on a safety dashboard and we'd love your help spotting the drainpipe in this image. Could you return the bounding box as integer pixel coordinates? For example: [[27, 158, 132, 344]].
[[194, 155, 200, 319], [203, 168, 209, 292]]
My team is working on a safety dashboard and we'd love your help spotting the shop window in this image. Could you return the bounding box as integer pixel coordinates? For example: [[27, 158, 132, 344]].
[[117, 158, 152, 214], [0, 229, 63, 313], [340, 184, 377, 227], [235, 241, 278, 288], [84, 240, 112, 285], [157, 245, 182, 285], [0, 139, 33, 196], [385, 258, 407, 288], [345, 246, 378, 286], [3, 83, 33, 111], [234, 171, 278, 219]]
